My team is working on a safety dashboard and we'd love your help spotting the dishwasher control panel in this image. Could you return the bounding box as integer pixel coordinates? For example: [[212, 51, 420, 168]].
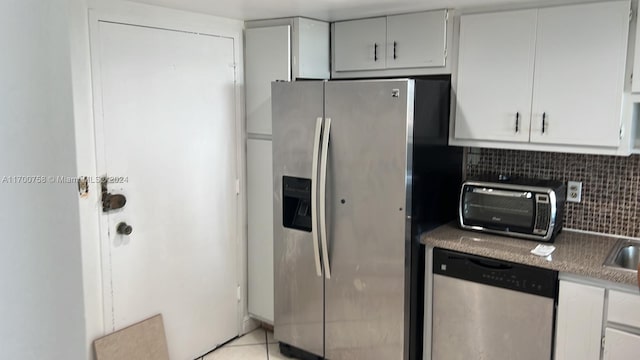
[[433, 248, 558, 298]]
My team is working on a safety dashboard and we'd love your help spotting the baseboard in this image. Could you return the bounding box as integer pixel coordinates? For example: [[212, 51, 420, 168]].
[[241, 316, 259, 335]]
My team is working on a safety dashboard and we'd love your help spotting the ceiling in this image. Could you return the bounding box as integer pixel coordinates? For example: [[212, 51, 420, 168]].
[[126, 0, 589, 21]]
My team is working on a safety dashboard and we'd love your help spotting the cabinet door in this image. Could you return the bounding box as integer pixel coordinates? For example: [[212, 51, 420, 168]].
[[604, 328, 640, 360], [608, 290, 640, 329], [294, 18, 330, 79], [530, 1, 630, 147], [245, 26, 291, 135], [454, 10, 537, 142], [554, 280, 605, 360], [386, 10, 447, 69], [247, 139, 274, 322], [333, 17, 386, 71]]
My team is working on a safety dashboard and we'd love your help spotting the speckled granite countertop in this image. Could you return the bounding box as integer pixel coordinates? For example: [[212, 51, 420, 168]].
[[421, 223, 637, 286]]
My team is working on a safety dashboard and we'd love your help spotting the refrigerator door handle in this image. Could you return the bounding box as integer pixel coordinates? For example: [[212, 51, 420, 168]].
[[310, 117, 323, 278], [319, 117, 332, 279]]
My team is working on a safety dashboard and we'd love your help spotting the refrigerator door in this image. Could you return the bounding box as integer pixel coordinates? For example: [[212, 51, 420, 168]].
[[272, 81, 325, 357], [323, 80, 413, 360]]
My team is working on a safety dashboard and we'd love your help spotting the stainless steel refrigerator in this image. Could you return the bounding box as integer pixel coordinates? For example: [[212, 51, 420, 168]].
[[272, 78, 462, 360]]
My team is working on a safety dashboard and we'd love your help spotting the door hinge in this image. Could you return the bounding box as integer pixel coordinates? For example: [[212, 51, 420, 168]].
[[630, 9, 634, 23], [620, 124, 625, 139], [232, 63, 238, 83], [236, 285, 241, 302], [235, 178, 240, 195], [602, 335, 606, 349], [78, 176, 89, 198]]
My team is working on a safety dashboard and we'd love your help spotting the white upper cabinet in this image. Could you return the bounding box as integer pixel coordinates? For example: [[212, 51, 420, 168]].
[[245, 25, 291, 135], [332, 10, 449, 77], [452, 1, 631, 154], [245, 18, 329, 135], [386, 10, 447, 69], [294, 18, 331, 79], [454, 9, 537, 143], [530, 1, 630, 147], [333, 17, 387, 71]]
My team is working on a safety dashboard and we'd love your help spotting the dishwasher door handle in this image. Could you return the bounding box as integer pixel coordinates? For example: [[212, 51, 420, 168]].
[[468, 258, 513, 271]]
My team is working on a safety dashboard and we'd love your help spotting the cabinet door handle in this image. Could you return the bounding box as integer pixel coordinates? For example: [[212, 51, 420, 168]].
[[374, 43, 378, 61], [393, 41, 397, 60], [515, 112, 520, 133], [542, 112, 547, 134]]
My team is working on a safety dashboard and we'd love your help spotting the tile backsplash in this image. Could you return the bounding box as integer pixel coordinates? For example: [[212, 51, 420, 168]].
[[465, 148, 640, 238]]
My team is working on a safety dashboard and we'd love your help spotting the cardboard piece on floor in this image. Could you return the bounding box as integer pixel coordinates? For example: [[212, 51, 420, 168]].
[[94, 314, 170, 360]]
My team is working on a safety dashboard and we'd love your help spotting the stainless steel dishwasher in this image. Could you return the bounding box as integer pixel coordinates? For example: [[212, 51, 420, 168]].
[[431, 248, 558, 360]]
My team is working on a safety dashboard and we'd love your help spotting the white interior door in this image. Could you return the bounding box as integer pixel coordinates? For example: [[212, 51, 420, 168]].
[[94, 21, 239, 359]]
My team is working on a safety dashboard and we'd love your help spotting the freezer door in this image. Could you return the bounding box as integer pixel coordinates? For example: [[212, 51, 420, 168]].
[[323, 80, 413, 360], [272, 81, 325, 357]]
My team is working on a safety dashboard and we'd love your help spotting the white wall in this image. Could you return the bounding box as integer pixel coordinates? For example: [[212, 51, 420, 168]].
[[0, 1, 86, 359]]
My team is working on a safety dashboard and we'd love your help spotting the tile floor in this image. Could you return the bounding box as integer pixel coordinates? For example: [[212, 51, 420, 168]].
[[202, 328, 287, 360]]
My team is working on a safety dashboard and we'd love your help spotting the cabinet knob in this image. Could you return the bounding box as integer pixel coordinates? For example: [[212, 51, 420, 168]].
[[374, 43, 378, 62], [542, 112, 547, 134], [393, 41, 397, 60], [515, 112, 520, 133]]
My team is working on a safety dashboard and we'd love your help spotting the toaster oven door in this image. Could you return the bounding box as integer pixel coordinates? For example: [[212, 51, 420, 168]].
[[461, 186, 535, 233]]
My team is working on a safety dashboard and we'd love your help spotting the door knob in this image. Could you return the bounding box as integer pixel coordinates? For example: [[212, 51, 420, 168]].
[[117, 222, 133, 235]]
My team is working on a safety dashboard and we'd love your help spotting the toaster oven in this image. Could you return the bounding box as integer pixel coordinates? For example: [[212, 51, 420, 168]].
[[459, 178, 566, 242]]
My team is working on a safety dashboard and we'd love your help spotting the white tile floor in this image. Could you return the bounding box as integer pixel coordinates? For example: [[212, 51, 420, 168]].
[[202, 328, 287, 360]]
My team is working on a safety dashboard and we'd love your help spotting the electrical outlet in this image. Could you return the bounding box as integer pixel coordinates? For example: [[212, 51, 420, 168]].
[[567, 181, 582, 203]]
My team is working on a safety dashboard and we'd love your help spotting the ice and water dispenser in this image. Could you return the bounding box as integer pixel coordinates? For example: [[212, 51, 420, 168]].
[[282, 176, 312, 232]]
